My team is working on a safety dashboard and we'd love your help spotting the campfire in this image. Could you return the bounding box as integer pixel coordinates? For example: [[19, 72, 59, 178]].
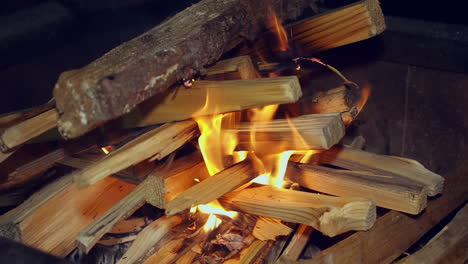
[[1, 0, 465, 264]]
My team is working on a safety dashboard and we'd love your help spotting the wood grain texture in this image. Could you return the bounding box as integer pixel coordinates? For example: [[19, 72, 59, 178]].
[[73, 120, 198, 188], [276, 224, 314, 263], [233, 113, 345, 150], [165, 160, 257, 215], [76, 183, 146, 253], [286, 162, 427, 214], [320, 146, 444, 196], [221, 186, 376, 237], [121, 76, 302, 127], [0, 109, 58, 152], [397, 203, 468, 264], [53, 0, 313, 139], [0, 177, 135, 257], [297, 162, 468, 264]]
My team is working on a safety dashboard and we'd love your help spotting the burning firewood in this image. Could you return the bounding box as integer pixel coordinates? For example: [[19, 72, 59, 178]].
[[320, 146, 445, 196], [53, 0, 314, 139], [121, 76, 302, 128], [233, 113, 345, 150], [73, 120, 198, 188], [76, 183, 146, 253], [291, 0, 386, 52], [205, 56, 260, 80], [0, 175, 135, 257], [144, 152, 209, 209], [0, 109, 58, 152], [286, 162, 427, 215], [221, 185, 376, 237], [165, 160, 257, 216]]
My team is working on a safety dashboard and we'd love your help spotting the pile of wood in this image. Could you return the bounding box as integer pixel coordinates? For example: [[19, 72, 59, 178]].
[[0, 0, 466, 264]]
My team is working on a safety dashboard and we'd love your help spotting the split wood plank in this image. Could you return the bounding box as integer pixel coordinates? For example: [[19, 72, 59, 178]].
[[109, 217, 146, 234], [286, 162, 427, 214], [165, 160, 258, 215], [224, 240, 269, 264], [144, 152, 209, 209], [252, 217, 293, 241], [233, 113, 345, 150], [0, 103, 54, 130], [291, 0, 385, 52], [53, 0, 313, 139], [76, 182, 147, 253], [276, 224, 314, 263], [0, 109, 58, 152], [297, 161, 468, 264], [97, 234, 138, 246], [320, 146, 444, 196], [397, 203, 468, 264], [73, 120, 198, 188], [221, 185, 376, 237], [1, 148, 66, 191], [0, 176, 135, 257], [205, 56, 259, 80], [121, 76, 302, 128], [117, 215, 183, 264]]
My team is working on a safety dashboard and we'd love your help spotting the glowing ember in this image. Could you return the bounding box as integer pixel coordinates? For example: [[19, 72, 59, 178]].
[[100, 146, 114, 155]]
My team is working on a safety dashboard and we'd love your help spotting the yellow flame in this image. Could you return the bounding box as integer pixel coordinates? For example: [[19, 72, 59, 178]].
[[190, 206, 197, 214], [198, 201, 237, 218], [101, 147, 110, 155], [203, 214, 222, 232]]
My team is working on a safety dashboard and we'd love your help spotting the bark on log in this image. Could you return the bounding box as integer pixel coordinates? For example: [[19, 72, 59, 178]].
[[53, 0, 314, 139]]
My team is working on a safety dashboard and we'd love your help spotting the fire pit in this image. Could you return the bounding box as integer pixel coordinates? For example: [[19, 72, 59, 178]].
[[0, 0, 467, 263]]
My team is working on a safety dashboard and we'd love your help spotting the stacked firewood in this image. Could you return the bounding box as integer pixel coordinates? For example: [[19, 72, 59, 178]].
[[0, 0, 465, 264]]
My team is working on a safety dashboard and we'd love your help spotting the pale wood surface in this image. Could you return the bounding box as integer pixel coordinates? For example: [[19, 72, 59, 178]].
[[109, 217, 146, 234], [233, 113, 345, 150], [0, 177, 135, 257], [144, 152, 208, 209], [252, 217, 293, 241], [121, 76, 302, 127], [166, 160, 257, 215], [397, 203, 468, 264], [73, 120, 198, 188], [224, 240, 268, 264], [0, 109, 58, 152], [76, 183, 146, 253], [117, 215, 183, 264], [206, 56, 259, 80], [320, 146, 444, 196], [276, 224, 314, 263], [286, 162, 427, 214], [297, 162, 468, 264], [221, 186, 376, 237], [292, 0, 385, 52]]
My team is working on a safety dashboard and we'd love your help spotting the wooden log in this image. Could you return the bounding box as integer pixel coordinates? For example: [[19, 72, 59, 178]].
[[320, 146, 444, 196], [76, 183, 146, 253], [73, 120, 198, 188], [297, 161, 468, 264], [0, 103, 54, 130], [291, 0, 385, 52], [276, 224, 314, 264], [165, 160, 257, 215], [221, 185, 376, 237], [0, 176, 135, 257], [205, 56, 259, 80], [144, 152, 209, 209], [302, 86, 358, 114], [224, 240, 269, 264], [1, 148, 66, 191], [397, 203, 468, 264], [233, 113, 345, 150], [252, 217, 293, 241], [121, 76, 302, 128], [286, 162, 427, 215], [53, 0, 313, 139], [117, 215, 183, 264], [0, 109, 58, 152]]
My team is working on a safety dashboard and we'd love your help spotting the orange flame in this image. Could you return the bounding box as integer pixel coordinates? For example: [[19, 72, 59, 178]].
[[356, 86, 371, 114], [267, 8, 289, 52]]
